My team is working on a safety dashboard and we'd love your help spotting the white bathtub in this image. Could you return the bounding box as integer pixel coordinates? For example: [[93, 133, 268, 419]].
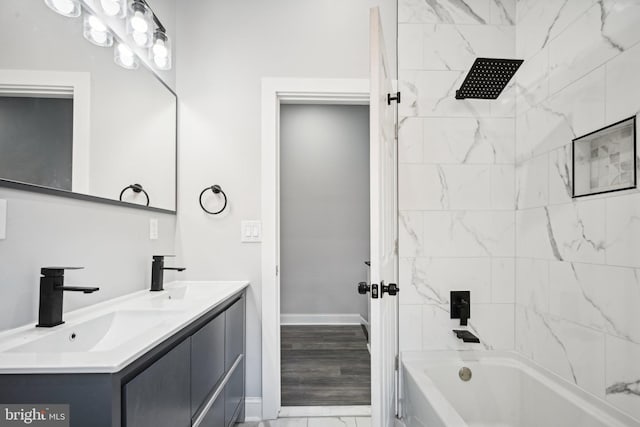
[[401, 351, 640, 427]]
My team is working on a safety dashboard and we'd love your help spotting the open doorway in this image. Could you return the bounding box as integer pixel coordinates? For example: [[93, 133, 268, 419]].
[[279, 104, 371, 409]]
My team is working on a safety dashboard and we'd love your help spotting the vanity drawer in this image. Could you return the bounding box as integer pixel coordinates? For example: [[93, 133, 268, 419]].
[[191, 312, 226, 416], [224, 358, 244, 427], [194, 391, 225, 427], [123, 339, 191, 427]]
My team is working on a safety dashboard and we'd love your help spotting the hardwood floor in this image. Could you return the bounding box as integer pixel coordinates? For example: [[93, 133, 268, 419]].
[[281, 325, 371, 406]]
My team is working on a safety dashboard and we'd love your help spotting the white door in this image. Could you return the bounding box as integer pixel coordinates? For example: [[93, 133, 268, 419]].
[[369, 7, 399, 427]]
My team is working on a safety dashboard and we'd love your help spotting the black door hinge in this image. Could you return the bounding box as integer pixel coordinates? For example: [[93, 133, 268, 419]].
[[387, 92, 401, 105]]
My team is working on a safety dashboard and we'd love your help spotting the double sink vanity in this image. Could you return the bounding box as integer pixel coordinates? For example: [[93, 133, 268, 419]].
[[0, 280, 248, 427]]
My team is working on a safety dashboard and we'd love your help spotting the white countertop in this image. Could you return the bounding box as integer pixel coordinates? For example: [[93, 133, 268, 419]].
[[0, 281, 249, 374]]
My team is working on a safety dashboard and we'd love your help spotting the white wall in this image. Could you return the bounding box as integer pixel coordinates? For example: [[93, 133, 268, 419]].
[[279, 104, 369, 320], [514, 0, 640, 421], [0, 187, 177, 329], [175, 0, 396, 401], [397, 0, 516, 352]]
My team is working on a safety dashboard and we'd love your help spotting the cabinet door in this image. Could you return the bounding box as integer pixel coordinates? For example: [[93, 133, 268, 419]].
[[191, 313, 225, 416], [225, 297, 245, 370], [124, 339, 190, 427]]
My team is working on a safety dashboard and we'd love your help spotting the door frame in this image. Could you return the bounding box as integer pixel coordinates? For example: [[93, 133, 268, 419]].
[[261, 78, 369, 420]]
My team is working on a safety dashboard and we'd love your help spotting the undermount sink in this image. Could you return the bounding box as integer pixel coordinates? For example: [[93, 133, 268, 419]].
[[7, 310, 181, 354]]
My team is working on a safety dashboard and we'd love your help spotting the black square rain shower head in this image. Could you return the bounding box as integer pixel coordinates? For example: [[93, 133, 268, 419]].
[[455, 57, 524, 100]]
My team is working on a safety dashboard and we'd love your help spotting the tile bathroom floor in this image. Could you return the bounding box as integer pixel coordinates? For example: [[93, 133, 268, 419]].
[[236, 416, 371, 426]]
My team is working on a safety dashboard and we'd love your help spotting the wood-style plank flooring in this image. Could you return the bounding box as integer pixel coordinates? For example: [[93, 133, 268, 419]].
[[281, 325, 371, 406]]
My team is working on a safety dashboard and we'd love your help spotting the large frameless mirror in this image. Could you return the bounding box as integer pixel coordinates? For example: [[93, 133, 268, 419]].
[[0, 0, 176, 212]]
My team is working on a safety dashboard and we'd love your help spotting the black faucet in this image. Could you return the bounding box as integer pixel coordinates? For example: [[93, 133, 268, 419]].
[[450, 290, 470, 326], [151, 255, 185, 292], [36, 267, 99, 328]]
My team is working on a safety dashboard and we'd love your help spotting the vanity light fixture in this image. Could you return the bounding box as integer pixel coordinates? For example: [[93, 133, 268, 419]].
[[44, 0, 81, 17], [83, 14, 113, 47], [114, 42, 138, 69], [99, 0, 126, 18], [151, 29, 171, 70], [127, 0, 153, 48]]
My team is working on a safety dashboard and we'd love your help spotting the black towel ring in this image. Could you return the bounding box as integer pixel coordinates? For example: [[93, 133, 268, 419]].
[[119, 183, 150, 206], [199, 184, 227, 215]]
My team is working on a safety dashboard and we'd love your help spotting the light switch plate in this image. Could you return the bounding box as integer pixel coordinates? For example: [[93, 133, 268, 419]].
[[0, 200, 6, 240], [149, 218, 159, 240], [241, 220, 262, 243]]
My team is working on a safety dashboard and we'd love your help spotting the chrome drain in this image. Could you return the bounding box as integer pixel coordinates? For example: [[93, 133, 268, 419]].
[[459, 366, 472, 381]]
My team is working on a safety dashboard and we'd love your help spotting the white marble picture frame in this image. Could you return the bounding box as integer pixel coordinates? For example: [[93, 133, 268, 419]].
[[572, 116, 636, 198]]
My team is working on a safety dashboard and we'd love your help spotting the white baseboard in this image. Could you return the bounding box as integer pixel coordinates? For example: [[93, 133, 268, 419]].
[[360, 315, 369, 328], [244, 397, 262, 422], [281, 313, 364, 325], [280, 406, 371, 418]]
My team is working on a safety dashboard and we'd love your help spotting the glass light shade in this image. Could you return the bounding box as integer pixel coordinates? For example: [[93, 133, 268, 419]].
[[83, 14, 113, 47], [127, 0, 153, 47], [150, 31, 171, 70], [99, 0, 126, 17], [44, 0, 81, 17], [114, 43, 139, 69]]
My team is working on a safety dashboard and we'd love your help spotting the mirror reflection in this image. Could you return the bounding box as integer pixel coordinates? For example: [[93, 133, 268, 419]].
[[0, 0, 177, 211]]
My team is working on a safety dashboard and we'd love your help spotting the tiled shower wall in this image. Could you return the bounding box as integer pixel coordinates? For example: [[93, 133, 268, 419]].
[[397, 0, 517, 352], [398, 0, 640, 421], [514, 0, 640, 420]]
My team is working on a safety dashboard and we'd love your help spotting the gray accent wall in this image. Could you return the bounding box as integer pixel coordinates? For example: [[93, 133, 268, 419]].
[[279, 104, 369, 319]]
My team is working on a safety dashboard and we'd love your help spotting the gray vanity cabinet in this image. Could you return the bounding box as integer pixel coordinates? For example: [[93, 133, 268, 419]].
[[191, 312, 226, 417], [123, 339, 191, 427]]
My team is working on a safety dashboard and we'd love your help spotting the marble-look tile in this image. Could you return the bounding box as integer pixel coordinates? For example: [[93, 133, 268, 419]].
[[491, 165, 516, 210], [547, 199, 606, 263], [439, 165, 492, 210], [516, 0, 597, 60], [549, 261, 640, 343], [516, 258, 549, 313], [399, 304, 423, 351], [605, 40, 640, 123], [308, 418, 356, 427], [548, 1, 640, 95], [491, 82, 516, 118], [471, 303, 515, 349], [398, 24, 423, 70], [401, 257, 492, 304], [515, 47, 549, 115], [422, 117, 515, 165], [399, 70, 492, 118], [515, 308, 606, 397], [516, 153, 549, 209], [398, 0, 491, 24], [548, 144, 573, 205], [422, 24, 514, 71], [606, 193, 640, 268], [515, 67, 605, 160], [398, 117, 423, 163], [399, 164, 442, 210], [423, 211, 515, 257], [490, 0, 515, 25], [605, 335, 640, 420], [492, 257, 515, 303], [241, 418, 308, 427], [515, 208, 554, 260], [355, 418, 371, 427], [399, 211, 424, 257]]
